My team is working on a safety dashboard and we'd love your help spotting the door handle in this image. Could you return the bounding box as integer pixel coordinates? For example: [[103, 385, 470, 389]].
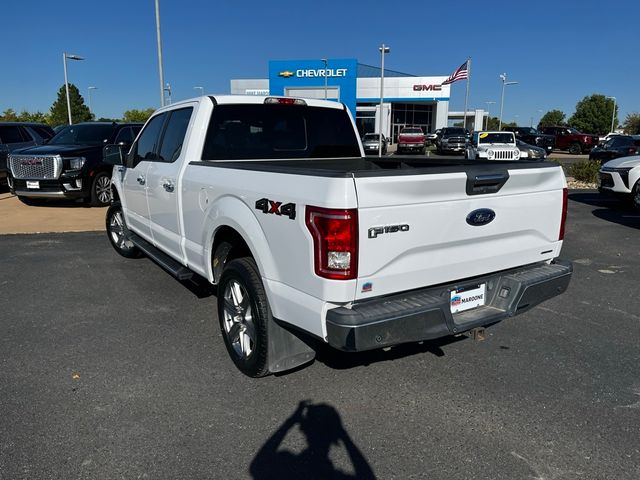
[[137, 175, 145, 185], [162, 180, 175, 192]]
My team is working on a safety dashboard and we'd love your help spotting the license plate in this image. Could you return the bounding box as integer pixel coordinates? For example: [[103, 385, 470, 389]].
[[26, 181, 40, 189], [450, 284, 486, 313]]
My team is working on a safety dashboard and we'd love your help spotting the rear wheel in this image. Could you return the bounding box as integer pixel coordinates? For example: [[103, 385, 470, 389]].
[[568, 143, 582, 155], [90, 172, 112, 207], [218, 257, 270, 377], [106, 202, 141, 258]]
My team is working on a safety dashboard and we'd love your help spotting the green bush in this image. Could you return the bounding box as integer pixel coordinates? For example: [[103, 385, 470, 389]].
[[568, 160, 600, 183]]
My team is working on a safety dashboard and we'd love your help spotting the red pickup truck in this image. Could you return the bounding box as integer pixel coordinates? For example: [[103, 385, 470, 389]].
[[397, 126, 426, 154], [540, 126, 599, 155]]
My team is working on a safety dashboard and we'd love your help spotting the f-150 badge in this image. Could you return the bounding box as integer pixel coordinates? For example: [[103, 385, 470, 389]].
[[368, 224, 410, 238]]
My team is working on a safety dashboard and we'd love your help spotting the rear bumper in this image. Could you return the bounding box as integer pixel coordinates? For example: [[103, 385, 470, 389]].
[[326, 259, 572, 351]]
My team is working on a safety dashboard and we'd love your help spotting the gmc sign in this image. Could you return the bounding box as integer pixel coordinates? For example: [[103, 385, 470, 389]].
[[413, 84, 442, 91]]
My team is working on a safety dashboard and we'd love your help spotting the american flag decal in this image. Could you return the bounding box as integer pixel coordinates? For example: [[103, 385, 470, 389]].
[[441, 60, 469, 85]]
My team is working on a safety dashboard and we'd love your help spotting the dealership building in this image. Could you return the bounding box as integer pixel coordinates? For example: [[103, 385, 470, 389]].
[[231, 58, 486, 141]]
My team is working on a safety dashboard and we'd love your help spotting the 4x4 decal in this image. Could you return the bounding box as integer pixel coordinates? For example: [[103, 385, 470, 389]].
[[255, 198, 296, 220]]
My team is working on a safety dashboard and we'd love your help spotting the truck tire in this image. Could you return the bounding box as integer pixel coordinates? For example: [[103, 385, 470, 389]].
[[105, 202, 142, 258], [90, 172, 113, 207], [568, 143, 582, 155], [218, 257, 270, 377]]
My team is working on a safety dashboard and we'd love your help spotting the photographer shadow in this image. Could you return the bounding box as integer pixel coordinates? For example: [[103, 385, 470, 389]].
[[249, 401, 376, 480]]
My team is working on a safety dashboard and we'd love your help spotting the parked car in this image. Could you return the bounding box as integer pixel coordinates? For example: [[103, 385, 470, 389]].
[[465, 131, 521, 160], [425, 130, 440, 146], [539, 126, 599, 154], [516, 139, 547, 159], [598, 155, 640, 209], [361, 133, 388, 155], [397, 126, 426, 154], [589, 135, 640, 163], [436, 127, 468, 154], [502, 126, 555, 154], [0, 122, 54, 185], [105, 95, 572, 377], [8, 122, 141, 206]]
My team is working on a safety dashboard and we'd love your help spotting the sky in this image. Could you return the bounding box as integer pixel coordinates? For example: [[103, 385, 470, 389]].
[[2, 0, 639, 127]]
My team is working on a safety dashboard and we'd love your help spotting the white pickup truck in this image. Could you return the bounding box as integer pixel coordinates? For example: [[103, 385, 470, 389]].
[[104, 95, 572, 377]]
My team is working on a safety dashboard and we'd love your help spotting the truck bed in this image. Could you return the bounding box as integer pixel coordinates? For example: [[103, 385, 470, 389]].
[[190, 157, 558, 178]]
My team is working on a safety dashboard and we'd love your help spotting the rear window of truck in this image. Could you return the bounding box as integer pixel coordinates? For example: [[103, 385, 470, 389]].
[[201, 104, 361, 160]]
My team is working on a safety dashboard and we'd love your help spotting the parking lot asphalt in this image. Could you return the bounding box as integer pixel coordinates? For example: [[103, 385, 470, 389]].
[[1, 191, 639, 480]]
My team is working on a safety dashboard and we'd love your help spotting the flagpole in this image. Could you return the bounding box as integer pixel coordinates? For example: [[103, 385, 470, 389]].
[[463, 57, 471, 131]]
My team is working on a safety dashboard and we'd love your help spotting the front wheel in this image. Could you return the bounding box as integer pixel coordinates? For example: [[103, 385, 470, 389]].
[[218, 257, 270, 377], [106, 202, 141, 258], [568, 143, 582, 155], [90, 172, 112, 206], [633, 181, 640, 211]]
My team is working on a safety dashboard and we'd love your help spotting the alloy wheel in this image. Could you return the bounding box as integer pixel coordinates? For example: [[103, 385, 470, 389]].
[[222, 279, 256, 359]]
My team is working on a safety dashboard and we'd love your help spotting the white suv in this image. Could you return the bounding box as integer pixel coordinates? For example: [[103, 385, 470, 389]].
[[598, 155, 640, 209]]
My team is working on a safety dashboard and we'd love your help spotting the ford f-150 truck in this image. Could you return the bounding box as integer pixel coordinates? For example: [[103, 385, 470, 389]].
[[105, 95, 572, 377]]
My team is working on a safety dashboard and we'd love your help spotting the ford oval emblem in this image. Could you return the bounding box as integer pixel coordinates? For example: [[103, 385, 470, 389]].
[[466, 208, 496, 226]]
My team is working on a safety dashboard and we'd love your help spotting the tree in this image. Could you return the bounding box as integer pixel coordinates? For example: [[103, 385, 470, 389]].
[[568, 94, 617, 135], [538, 110, 566, 128], [122, 108, 155, 123], [96, 117, 120, 123], [0, 108, 19, 121], [623, 113, 640, 134], [17, 110, 50, 124], [49, 83, 92, 126]]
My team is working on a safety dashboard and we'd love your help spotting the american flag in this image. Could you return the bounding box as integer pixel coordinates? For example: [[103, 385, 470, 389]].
[[441, 60, 469, 85]]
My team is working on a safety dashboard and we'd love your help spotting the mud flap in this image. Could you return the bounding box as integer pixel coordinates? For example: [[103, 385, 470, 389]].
[[268, 318, 316, 373]]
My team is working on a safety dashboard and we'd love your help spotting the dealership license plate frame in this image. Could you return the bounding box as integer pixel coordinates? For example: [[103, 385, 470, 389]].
[[450, 283, 486, 314], [26, 181, 40, 189]]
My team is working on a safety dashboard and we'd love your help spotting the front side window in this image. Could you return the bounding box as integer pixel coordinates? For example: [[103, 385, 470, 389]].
[[158, 108, 193, 162], [0, 126, 24, 144], [202, 104, 360, 160], [114, 127, 135, 145], [135, 114, 167, 162]]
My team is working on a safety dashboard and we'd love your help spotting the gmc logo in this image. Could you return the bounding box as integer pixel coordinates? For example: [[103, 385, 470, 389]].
[[21, 159, 43, 166], [413, 84, 442, 91]]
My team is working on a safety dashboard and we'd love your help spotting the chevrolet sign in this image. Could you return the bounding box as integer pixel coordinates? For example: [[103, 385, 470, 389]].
[[278, 71, 295, 78]]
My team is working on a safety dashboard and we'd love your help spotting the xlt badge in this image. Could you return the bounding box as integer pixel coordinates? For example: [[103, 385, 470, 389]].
[[368, 224, 410, 239]]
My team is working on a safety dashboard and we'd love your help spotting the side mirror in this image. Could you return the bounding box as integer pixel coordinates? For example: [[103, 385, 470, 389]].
[[103, 144, 128, 166]]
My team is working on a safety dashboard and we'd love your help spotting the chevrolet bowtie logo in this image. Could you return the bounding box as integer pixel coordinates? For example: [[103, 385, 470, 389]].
[[278, 70, 295, 78]]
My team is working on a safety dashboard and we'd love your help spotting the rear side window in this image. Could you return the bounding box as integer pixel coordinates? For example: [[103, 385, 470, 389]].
[[135, 114, 166, 161], [158, 108, 193, 162], [202, 104, 360, 160], [0, 126, 24, 144]]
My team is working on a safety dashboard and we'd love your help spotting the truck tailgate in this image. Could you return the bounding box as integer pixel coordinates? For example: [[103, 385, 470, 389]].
[[354, 165, 566, 300]]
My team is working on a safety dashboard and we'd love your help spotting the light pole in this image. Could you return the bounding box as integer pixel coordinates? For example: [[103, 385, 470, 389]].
[[164, 83, 172, 105], [606, 96, 616, 133], [378, 44, 390, 158], [536, 109, 543, 129], [63, 53, 84, 125], [498, 73, 518, 130], [194, 86, 204, 96], [484, 101, 496, 130], [155, 0, 166, 106], [321, 59, 328, 99], [87, 86, 97, 120]]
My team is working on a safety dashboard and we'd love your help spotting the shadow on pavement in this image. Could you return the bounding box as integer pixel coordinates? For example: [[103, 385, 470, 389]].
[[314, 335, 465, 370], [592, 209, 640, 229], [249, 401, 376, 479]]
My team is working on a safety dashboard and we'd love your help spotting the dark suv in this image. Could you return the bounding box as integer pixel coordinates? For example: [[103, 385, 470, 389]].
[[589, 135, 640, 163], [0, 122, 54, 185], [8, 122, 141, 206], [502, 126, 555, 154]]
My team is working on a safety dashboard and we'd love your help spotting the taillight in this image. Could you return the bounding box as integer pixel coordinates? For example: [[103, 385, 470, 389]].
[[628, 147, 636, 155], [264, 97, 307, 106], [305, 206, 358, 280], [559, 187, 568, 240]]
